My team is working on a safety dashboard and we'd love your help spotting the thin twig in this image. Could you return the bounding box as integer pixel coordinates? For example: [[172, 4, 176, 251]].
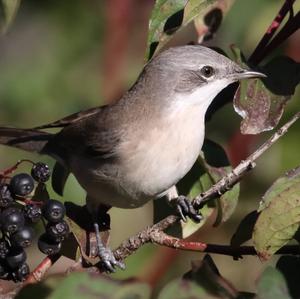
[[105, 111, 300, 265], [255, 11, 300, 64], [151, 234, 300, 257], [249, 0, 296, 65], [193, 111, 300, 209], [27, 111, 300, 278]]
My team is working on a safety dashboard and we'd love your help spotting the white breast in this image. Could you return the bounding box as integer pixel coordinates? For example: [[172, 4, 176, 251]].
[[119, 98, 207, 200]]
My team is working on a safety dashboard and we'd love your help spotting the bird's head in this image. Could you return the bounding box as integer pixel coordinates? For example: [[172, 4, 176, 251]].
[[144, 45, 265, 111]]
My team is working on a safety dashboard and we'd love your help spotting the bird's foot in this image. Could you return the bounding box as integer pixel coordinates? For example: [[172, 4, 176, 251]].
[[97, 246, 125, 273], [93, 222, 125, 273], [172, 195, 202, 223]]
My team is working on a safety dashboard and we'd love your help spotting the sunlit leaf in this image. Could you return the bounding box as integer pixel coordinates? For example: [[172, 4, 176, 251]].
[[146, 0, 187, 60], [253, 167, 300, 260], [193, 0, 235, 43], [146, 0, 223, 59], [232, 48, 300, 135]]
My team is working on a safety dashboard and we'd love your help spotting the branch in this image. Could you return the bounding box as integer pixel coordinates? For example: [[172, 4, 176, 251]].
[[26, 111, 300, 278], [148, 233, 300, 258], [249, 0, 296, 65], [112, 111, 300, 263], [24, 254, 61, 284], [193, 111, 300, 209], [255, 11, 300, 64]]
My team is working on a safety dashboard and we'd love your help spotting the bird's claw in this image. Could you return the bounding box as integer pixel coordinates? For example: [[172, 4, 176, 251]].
[[173, 195, 202, 223], [99, 247, 125, 273], [93, 222, 125, 273]]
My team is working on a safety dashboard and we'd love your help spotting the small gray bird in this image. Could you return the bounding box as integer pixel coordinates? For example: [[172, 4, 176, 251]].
[[0, 45, 264, 271]]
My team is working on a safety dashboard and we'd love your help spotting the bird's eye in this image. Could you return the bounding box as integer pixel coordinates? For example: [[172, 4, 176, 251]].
[[200, 66, 214, 78]]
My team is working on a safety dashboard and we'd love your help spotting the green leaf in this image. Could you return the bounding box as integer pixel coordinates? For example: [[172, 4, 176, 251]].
[[0, 0, 20, 34], [256, 267, 291, 299], [193, 1, 235, 42], [201, 140, 240, 225], [232, 51, 300, 135], [157, 278, 212, 299], [146, 0, 221, 60], [16, 272, 151, 299], [183, 255, 238, 298], [146, 0, 187, 60], [253, 166, 300, 260]]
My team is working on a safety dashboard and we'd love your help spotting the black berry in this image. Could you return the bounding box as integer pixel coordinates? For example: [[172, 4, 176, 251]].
[[0, 261, 9, 279], [6, 247, 27, 269], [31, 162, 51, 183], [1, 207, 25, 234], [46, 220, 69, 242], [38, 234, 61, 255], [10, 173, 34, 197], [0, 184, 14, 207], [0, 240, 9, 259], [12, 263, 30, 282], [23, 204, 42, 223], [42, 200, 65, 223], [11, 226, 34, 248]]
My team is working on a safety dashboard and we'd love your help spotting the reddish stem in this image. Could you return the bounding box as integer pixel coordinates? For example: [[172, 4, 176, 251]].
[[24, 254, 61, 284], [249, 0, 296, 65], [256, 11, 300, 63], [157, 234, 300, 258], [0, 159, 34, 177], [23, 199, 44, 206]]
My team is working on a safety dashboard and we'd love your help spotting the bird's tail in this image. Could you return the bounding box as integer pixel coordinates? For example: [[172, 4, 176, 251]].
[[0, 127, 52, 153]]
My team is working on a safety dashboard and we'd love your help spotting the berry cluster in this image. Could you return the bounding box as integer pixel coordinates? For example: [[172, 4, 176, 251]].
[[0, 162, 69, 282]]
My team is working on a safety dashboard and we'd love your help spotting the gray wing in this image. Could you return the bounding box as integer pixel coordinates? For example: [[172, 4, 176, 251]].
[[34, 106, 104, 129], [43, 105, 122, 195], [43, 105, 122, 163]]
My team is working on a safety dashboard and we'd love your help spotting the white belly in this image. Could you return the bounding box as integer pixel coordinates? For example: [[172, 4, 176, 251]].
[[118, 104, 205, 201]]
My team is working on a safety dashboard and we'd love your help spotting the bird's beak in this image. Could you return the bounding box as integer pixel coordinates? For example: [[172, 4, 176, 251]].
[[234, 69, 267, 80]]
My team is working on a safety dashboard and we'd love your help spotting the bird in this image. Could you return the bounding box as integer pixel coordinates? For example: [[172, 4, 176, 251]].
[[0, 45, 265, 272]]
